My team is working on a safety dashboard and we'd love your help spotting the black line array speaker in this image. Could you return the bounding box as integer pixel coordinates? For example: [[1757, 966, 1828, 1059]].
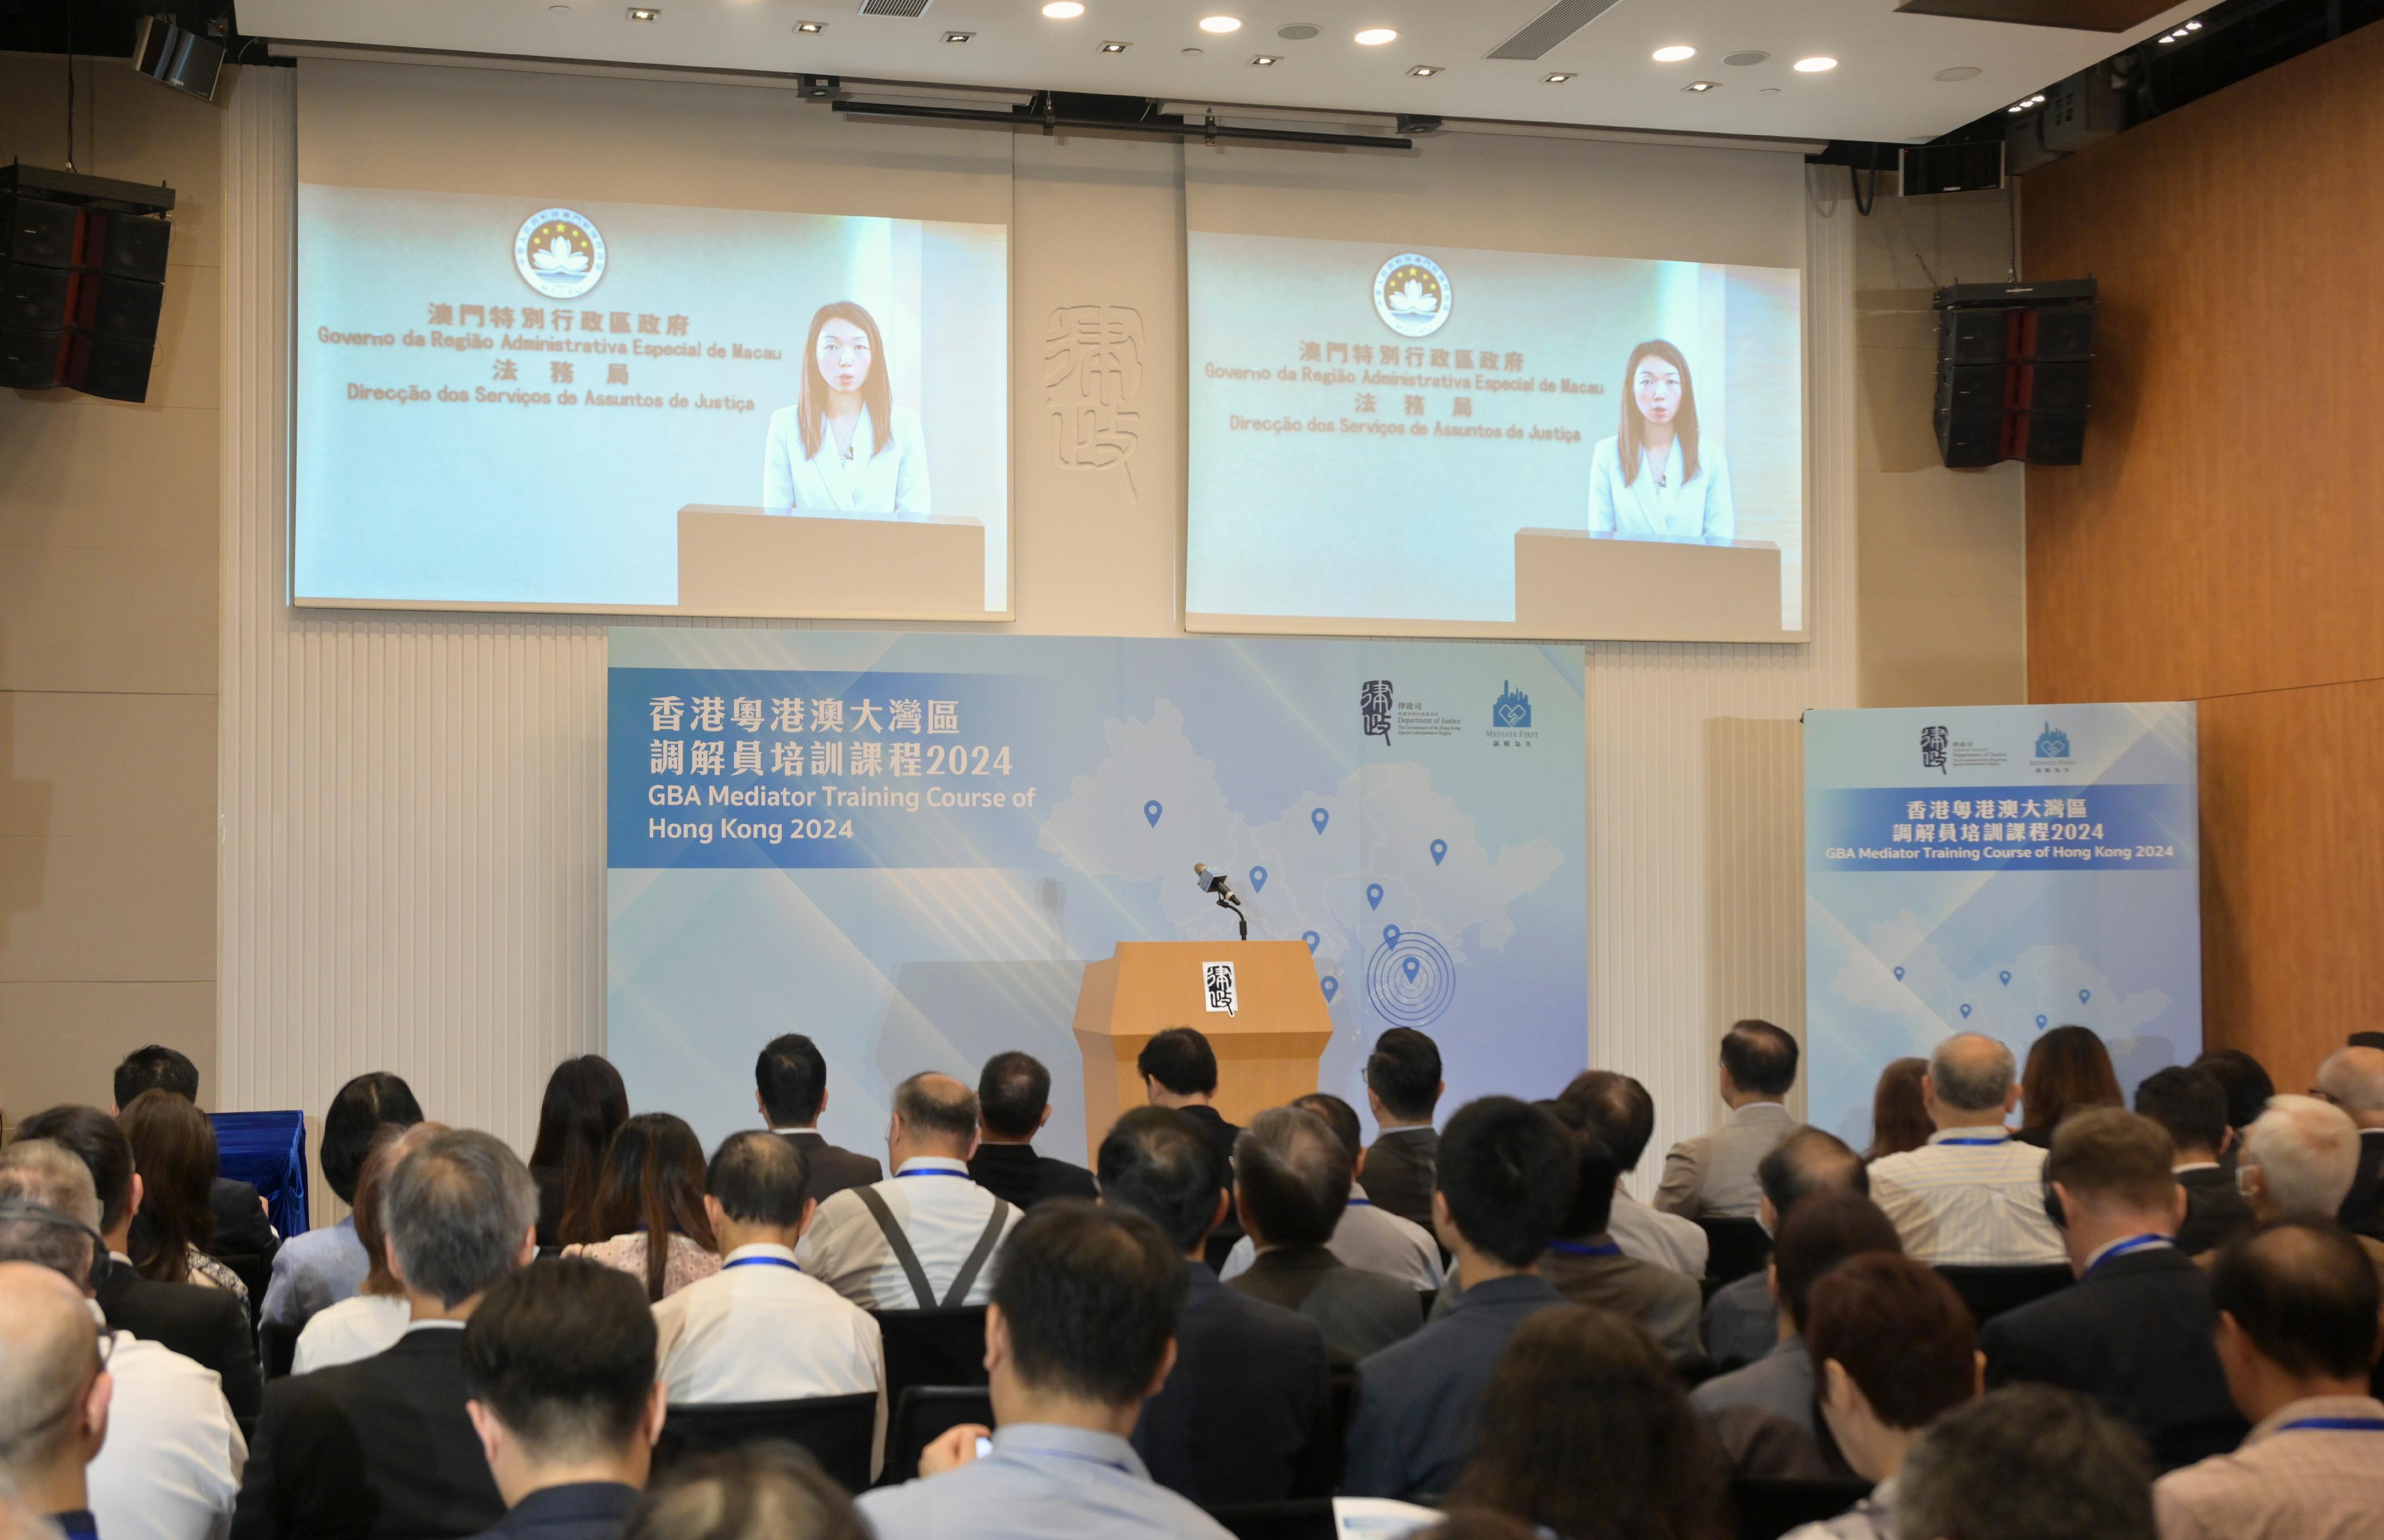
[[1932, 278, 2097, 468], [0, 189, 170, 400]]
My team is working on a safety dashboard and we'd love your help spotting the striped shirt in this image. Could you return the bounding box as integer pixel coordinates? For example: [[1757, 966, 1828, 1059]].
[[2155, 1395, 2384, 1540], [1867, 1128, 2066, 1267]]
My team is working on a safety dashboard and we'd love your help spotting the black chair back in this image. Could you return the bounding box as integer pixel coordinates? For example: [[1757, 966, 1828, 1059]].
[[259, 1317, 298, 1381], [885, 1386, 993, 1485], [213, 1249, 272, 1334], [654, 1393, 879, 1493], [1934, 1264, 2073, 1327], [1205, 1499, 1337, 1540], [876, 1306, 990, 1406], [1697, 1216, 1774, 1287], [1731, 1477, 1873, 1540]]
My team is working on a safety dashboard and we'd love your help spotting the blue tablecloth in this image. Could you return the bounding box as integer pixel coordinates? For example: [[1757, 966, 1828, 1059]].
[[211, 1111, 310, 1238]]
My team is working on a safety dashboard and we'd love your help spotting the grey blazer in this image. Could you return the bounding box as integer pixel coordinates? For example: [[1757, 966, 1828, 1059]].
[[1654, 1102, 1796, 1218]]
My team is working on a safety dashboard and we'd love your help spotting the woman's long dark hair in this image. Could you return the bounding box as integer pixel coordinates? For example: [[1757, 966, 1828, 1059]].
[[529, 1055, 629, 1247], [119, 1089, 220, 1284], [1452, 1306, 1728, 1540], [2020, 1024, 2124, 1140], [1867, 1056, 1933, 1162], [796, 300, 893, 461], [1616, 338, 1702, 489], [594, 1113, 716, 1302]]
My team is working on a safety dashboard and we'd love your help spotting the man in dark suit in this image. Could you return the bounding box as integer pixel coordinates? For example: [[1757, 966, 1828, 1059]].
[[112, 1045, 280, 1262], [1097, 1106, 1333, 1505], [1981, 1108, 2248, 1473], [967, 1051, 1097, 1210], [1136, 1027, 1243, 1266], [1228, 1107, 1421, 1364], [754, 1033, 881, 1202], [1359, 1029, 1444, 1233], [2314, 1047, 2384, 1238], [233, 1129, 539, 1540], [462, 1260, 664, 1540], [17, 1104, 265, 1426], [2134, 1067, 2256, 1256]]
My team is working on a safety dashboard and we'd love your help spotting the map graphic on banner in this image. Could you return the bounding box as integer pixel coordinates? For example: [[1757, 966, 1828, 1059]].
[[607, 631, 1587, 1163], [1804, 703, 2202, 1150]]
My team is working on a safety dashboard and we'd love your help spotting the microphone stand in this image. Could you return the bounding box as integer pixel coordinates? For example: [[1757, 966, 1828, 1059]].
[[1215, 892, 1248, 941]]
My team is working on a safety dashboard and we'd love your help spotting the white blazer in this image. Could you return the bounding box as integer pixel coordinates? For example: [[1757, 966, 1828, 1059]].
[[1588, 433, 1734, 542], [761, 402, 932, 521]]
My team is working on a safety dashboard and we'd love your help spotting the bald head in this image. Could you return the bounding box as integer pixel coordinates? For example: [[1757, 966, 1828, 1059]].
[[1927, 1034, 2019, 1120], [2315, 1048, 2384, 1127], [892, 1073, 979, 1159], [0, 1262, 108, 1486]]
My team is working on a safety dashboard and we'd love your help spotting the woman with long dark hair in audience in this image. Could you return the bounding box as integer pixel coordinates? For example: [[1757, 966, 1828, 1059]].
[[1449, 1305, 1728, 1540], [2016, 1024, 2123, 1148], [291, 1120, 448, 1373], [1865, 1056, 1933, 1162], [119, 1088, 249, 1304], [260, 1070, 424, 1336], [566, 1112, 719, 1301], [528, 1054, 630, 1247]]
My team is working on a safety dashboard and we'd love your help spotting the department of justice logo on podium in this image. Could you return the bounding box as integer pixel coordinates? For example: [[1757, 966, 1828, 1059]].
[[514, 207, 607, 300], [1373, 253, 1451, 339]]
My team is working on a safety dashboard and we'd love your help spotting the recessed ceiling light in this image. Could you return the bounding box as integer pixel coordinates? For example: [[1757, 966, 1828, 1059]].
[[1683, 79, 1719, 92], [1098, 39, 1129, 52], [1793, 55, 1838, 72], [1723, 50, 1768, 66], [793, 17, 824, 30], [625, 5, 657, 18], [1199, 14, 1241, 32], [1544, 72, 1573, 82], [1041, 1, 1082, 15], [942, 29, 972, 41], [1250, 53, 1279, 64], [1934, 64, 1982, 80], [1407, 64, 1442, 76], [1354, 27, 1397, 45], [1652, 44, 1696, 62]]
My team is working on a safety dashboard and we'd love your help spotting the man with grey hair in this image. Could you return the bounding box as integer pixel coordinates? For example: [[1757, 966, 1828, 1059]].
[[231, 1128, 537, 1540], [1895, 1384, 2158, 1540], [0, 1261, 113, 1534], [1867, 1034, 2066, 1266], [0, 1141, 244, 1540], [2232, 1094, 2384, 1288], [2312, 1047, 2384, 1237], [798, 1073, 1022, 1310], [1224, 1107, 1421, 1364]]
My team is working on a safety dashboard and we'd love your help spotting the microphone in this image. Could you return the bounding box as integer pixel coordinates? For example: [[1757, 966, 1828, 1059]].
[[1193, 862, 1238, 902]]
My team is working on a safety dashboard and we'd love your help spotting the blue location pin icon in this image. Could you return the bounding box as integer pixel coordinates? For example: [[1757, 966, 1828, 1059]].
[[1960, 1004, 1972, 1019], [2078, 989, 2091, 1004], [1366, 883, 1385, 911], [1430, 839, 1448, 867], [1250, 866, 1268, 894], [1311, 808, 1330, 834], [1382, 924, 1401, 948], [1893, 966, 1906, 982], [1143, 800, 1162, 828], [1301, 930, 1321, 954], [2036, 1014, 2050, 1030], [1320, 977, 1339, 1003], [1402, 957, 1421, 984], [2000, 970, 2012, 986]]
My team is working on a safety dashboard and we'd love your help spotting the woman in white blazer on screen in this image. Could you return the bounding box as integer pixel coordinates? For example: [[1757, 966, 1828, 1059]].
[[1588, 337, 1734, 542], [761, 300, 932, 520]]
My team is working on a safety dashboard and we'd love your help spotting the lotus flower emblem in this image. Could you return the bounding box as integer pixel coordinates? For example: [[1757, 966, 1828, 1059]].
[[530, 234, 591, 276], [1385, 277, 1438, 315]]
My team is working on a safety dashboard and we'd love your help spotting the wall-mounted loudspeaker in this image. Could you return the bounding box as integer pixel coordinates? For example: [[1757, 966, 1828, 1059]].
[[1932, 278, 2097, 468], [0, 166, 174, 401]]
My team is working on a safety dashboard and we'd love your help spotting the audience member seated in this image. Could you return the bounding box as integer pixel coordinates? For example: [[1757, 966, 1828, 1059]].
[[1559, 1071, 1708, 1277], [1781, 1254, 1979, 1540], [2312, 1047, 2384, 1237], [565, 1114, 720, 1303], [1862, 1057, 1931, 1163], [1218, 1093, 1443, 1292], [1655, 1020, 1801, 1219], [755, 1034, 881, 1203], [1893, 1386, 2156, 1540], [1097, 1107, 1331, 1505], [16, 1104, 262, 1424], [2230, 1094, 2384, 1286], [1979, 1108, 2246, 1471], [620, 1445, 868, 1540], [1867, 1034, 2065, 1266], [1342, 1097, 1575, 1499], [2192, 1048, 2276, 1165], [119, 1091, 251, 1307], [2154, 1218, 2384, 1539], [966, 1052, 1097, 1210], [651, 1133, 884, 1468], [260, 1072, 422, 1339], [1705, 1127, 1868, 1369], [294, 1124, 445, 1374], [2014, 1024, 2123, 1150], [527, 1056, 629, 1249], [113, 1046, 278, 1262], [1447, 1306, 1728, 1540], [798, 1073, 1019, 1310], [1220, 1107, 1421, 1365], [0, 1141, 243, 1540], [234, 1129, 538, 1540], [855, 1201, 1233, 1539], [1137, 1028, 1240, 1198], [1693, 1190, 1902, 1459], [2134, 1066, 2256, 1255], [0, 1261, 113, 1540], [1359, 1029, 1445, 1234], [462, 1259, 666, 1540]]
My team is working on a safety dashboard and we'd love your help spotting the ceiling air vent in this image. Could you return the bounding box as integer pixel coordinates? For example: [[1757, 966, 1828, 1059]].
[[1895, 0, 2176, 30], [858, 0, 933, 17], [1486, 0, 1623, 61]]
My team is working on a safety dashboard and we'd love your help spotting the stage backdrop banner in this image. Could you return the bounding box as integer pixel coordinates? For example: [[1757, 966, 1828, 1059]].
[[1804, 703, 2201, 1150], [607, 630, 1587, 1163]]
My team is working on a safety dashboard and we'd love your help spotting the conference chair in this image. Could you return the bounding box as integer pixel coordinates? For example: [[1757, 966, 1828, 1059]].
[[213, 1249, 272, 1334], [1696, 1216, 1774, 1288], [875, 1306, 991, 1406], [1933, 1264, 2073, 1327], [258, 1318, 298, 1381], [884, 1386, 994, 1485], [1204, 1498, 1337, 1540], [653, 1392, 878, 1493], [1730, 1477, 1873, 1540]]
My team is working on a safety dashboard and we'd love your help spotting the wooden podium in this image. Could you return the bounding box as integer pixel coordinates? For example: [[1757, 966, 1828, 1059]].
[[1070, 940, 1335, 1166]]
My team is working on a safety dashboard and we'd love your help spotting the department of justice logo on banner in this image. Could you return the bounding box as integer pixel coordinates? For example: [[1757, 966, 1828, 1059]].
[[1373, 253, 1451, 338], [514, 208, 607, 300]]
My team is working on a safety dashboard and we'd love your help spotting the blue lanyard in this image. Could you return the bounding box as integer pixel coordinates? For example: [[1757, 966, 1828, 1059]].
[[1004, 1444, 1134, 1475], [2084, 1234, 2172, 1280], [1938, 1137, 2007, 1146], [1346, 1198, 1374, 1208], [722, 1256, 802, 1273], [1547, 1240, 1622, 1258], [895, 1168, 972, 1179], [2277, 1418, 2384, 1434]]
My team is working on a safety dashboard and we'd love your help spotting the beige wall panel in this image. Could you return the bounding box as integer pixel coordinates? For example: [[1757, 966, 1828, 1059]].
[[0, 981, 216, 1131], [0, 545, 218, 696], [0, 403, 219, 553], [0, 834, 214, 982], [0, 692, 216, 838]]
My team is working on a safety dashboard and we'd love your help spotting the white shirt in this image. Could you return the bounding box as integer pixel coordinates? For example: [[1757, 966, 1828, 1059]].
[[88, 1321, 246, 1540], [1867, 1127, 2068, 1267], [761, 402, 932, 520], [1216, 1185, 1445, 1290], [1588, 434, 1735, 542], [1609, 1190, 1711, 1278], [290, 1291, 412, 1376], [653, 1243, 888, 1473], [796, 1157, 1021, 1311]]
